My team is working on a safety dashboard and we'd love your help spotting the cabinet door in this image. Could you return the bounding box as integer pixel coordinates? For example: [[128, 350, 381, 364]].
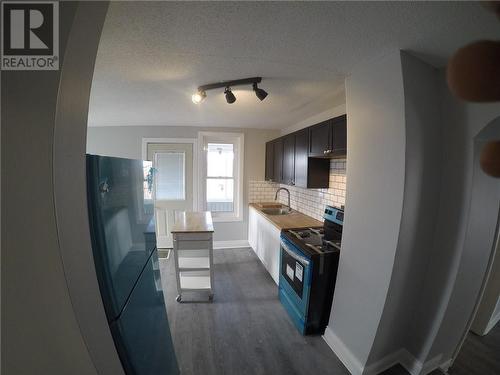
[[248, 207, 258, 252], [309, 120, 332, 156], [294, 128, 309, 188], [273, 138, 283, 183], [282, 134, 295, 185], [331, 115, 347, 156], [265, 141, 274, 181]]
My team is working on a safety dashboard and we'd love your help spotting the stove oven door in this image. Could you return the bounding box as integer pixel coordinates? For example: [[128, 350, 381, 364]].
[[279, 238, 312, 333]]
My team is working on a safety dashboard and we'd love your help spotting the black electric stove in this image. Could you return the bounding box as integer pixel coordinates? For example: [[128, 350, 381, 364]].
[[279, 206, 344, 335]]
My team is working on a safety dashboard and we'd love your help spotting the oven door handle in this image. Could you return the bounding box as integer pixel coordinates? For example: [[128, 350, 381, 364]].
[[281, 241, 310, 266]]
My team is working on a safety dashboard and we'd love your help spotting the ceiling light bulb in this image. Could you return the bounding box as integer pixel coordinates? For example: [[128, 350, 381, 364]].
[[191, 90, 206, 104], [224, 87, 236, 104], [253, 82, 268, 101]]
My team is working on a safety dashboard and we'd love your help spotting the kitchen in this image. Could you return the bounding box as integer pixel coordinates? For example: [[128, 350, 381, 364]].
[[86, 102, 350, 373], [4, 2, 500, 375]]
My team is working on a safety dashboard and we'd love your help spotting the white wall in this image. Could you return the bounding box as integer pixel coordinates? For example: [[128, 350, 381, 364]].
[[281, 101, 346, 136], [424, 108, 500, 364], [1, 3, 112, 374], [322, 49, 500, 375], [323, 50, 407, 374], [86, 125, 279, 243], [471, 235, 500, 336], [364, 52, 443, 370]]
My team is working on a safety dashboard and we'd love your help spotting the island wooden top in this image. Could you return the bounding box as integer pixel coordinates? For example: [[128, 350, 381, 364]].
[[171, 211, 214, 233], [249, 203, 323, 230]]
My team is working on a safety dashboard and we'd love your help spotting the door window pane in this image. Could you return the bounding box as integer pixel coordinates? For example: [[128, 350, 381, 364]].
[[206, 178, 234, 212], [155, 152, 185, 200], [207, 143, 233, 177]]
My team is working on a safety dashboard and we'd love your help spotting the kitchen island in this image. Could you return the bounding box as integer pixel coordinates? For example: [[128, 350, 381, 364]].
[[171, 211, 214, 302]]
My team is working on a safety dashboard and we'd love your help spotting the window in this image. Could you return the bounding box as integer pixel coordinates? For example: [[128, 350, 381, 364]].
[[154, 151, 185, 200], [199, 132, 244, 222]]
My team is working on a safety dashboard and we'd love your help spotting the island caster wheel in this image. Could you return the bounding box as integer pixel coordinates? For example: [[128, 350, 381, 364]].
[[208, 294, 214, 302], [176, 295, 182, 303]]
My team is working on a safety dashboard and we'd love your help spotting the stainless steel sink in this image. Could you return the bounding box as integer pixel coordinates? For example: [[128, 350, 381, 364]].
[[261, 207, 292, 215]]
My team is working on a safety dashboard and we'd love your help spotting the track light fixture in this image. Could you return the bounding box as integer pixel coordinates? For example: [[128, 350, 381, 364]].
[[224, 87, 236, 104], [253, 82, 268, 101], [191, 77, 268, 104]]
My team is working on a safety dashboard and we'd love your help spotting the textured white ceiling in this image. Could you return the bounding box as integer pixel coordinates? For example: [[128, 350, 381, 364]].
[[88, 1, 500, 129]]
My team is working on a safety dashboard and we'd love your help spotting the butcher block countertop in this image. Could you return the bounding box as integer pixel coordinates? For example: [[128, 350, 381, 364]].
[[249, 203, 323, 230], [171, 211, 214, 233]]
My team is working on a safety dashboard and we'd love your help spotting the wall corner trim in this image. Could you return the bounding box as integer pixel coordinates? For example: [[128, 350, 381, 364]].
[[322, 326, 364, 375]]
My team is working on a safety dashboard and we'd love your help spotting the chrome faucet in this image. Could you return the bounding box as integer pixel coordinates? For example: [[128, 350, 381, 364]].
[[275, 187, 291, 211]]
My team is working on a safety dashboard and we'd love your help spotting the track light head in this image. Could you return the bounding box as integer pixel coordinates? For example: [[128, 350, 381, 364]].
[[191, 90, 206, 104], [253, 82, 268, 101], [224, 87, 236, 104]]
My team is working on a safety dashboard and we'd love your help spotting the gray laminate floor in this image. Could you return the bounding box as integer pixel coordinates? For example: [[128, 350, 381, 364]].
[[449, 323, 500, 375], [160, 248, 500, 375], [159, 247, 350, 375]]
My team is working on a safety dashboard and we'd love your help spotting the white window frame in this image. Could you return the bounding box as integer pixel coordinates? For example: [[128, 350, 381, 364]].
[[198, 131, 244, 222]]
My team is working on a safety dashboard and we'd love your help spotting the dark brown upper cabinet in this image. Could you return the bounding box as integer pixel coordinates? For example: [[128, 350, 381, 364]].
[[273, 137, 283, 183], [330, 114, 347, 158], [309, 114, 347, 158], [282, 134, 295, 185], [264, 114, 346, 188], [309, 120, 332, 157], [265, 141, 274, 181], [294, 129, 308, 188], [294, 128, 330, 188]]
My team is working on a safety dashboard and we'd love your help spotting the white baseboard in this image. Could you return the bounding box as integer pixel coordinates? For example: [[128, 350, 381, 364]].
[[439, 358, 453, 374], [322, 328, 450, 375], [322, 326, 364, 375], [400, 350, 445, 375], [363, 349, 406, 375], [364, 349, 445, 375], [213, 240, 249, 249], [484, 310, 500, 335]]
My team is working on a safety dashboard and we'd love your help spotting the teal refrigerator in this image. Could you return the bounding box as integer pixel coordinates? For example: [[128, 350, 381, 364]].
[[86, 154, 179, 375]]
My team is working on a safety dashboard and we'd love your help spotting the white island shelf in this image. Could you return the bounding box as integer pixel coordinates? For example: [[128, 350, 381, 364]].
[[171, 211, 214, 302]]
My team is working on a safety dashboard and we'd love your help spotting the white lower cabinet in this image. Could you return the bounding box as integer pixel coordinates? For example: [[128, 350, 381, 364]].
[[248, 206, 281, 285]]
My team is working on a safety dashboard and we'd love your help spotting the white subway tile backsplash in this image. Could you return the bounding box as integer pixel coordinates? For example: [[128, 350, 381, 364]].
[[248, 158, 346, 220]]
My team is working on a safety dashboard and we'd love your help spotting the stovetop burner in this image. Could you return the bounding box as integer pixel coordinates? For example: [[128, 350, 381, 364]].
[[286, 227, 340, 254], [284, 206, 344, 255]]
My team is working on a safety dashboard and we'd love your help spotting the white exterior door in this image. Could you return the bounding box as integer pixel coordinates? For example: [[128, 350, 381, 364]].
[[147, 143, 194, 249]]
